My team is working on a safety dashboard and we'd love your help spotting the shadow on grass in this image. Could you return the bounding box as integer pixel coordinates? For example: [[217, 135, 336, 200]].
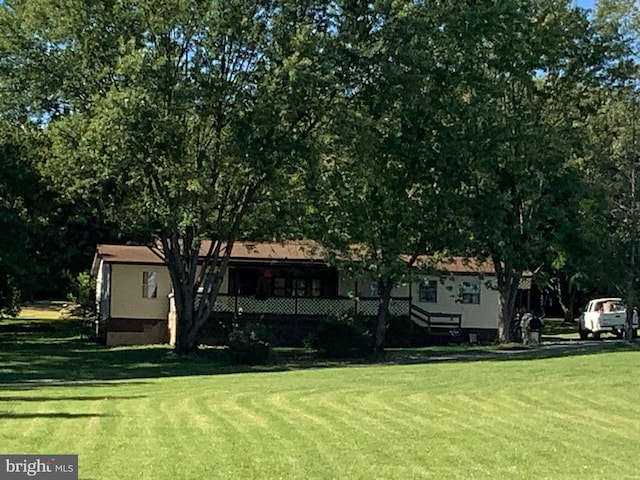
[[0, 381, 152, 391], [0, 395, 145, 402], [1, 320, 639, 387], [0, 325, 284, 387], [387, 341, 640, 365], [0, 412, 115, 419]]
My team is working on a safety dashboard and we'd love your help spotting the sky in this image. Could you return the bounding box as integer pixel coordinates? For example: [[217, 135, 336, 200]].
[[573, 0, 597, 11]]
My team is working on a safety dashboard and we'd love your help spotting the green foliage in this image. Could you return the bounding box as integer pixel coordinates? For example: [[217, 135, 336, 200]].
[[305, 313, 371, 359], [0, 121, 46, 315], [58, 271, 97, 339], [448, 0, 610, 341], [384, 315, 415, 348], [572, 0, 640, 332], [66, 272, 96, 316], [313, 1, 478, 350], [0, 0, 342, 353], [227, 322, 271, 365], [0, 275, 21, 317], [0, 0, 635, 349]]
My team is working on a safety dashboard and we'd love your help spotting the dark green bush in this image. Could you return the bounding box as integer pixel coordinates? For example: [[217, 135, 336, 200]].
[[227, 322, 271, 365], [385, 315, 415, 348], [62, 272, 97, 340], [306, 313, 371, 359], [200, 314, 234, 345]]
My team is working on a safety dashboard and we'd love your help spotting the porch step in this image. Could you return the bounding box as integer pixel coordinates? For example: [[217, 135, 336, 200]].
[[410, 304, 462, 332]]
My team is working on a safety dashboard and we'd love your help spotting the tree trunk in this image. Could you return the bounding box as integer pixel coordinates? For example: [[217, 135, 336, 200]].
[[492, 255, 522, 344], [625, 270, 636, 341], [497, 270, 521, 343], [373, 277, 394, 354], [551, 275, 576, 324], [560, 290, 576, 324], [175, 311, 200, 355], [497, 292, 511, 343], [172, 282, 200, 355]]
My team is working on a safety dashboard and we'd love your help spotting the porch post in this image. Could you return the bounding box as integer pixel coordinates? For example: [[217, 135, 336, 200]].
[[409, 280, 412, 319], [354, 279, 359, 314], [232, 267, 239, 316]]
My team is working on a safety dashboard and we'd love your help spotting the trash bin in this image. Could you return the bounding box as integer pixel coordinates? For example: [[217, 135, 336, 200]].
[[529, 330, 540, 345], [528, 315, 542, 345]]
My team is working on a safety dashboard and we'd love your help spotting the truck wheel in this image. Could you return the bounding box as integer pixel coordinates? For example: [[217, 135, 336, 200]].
[[578, 324, 588, 340], [593, 331, 601, 340]]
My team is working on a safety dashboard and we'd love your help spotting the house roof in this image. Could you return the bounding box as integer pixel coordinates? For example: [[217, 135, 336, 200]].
[[92, 241, 494, 275], [202, 240, 326, 264], [91, 244, 165, 274], [415, 256, 495, 276]]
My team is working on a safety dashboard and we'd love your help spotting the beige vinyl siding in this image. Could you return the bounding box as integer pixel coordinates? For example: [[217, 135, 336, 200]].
[[338, 277, 356, 297], [359, 274, 379, 297], [95, 261, 103, 306], [390, 282, 410, 297], [109, 264, 231, 319], [96, 261, 111, 321], [411, 275, 499, 329], [110, 264, 172, 319], [337, 274, 423, 300]]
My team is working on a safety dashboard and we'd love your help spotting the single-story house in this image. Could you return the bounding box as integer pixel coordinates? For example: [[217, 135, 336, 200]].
[[91, 241, 502, 346]]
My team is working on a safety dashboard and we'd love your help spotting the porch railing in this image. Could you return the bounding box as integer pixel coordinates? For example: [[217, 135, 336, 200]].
[[409, 304, 462, 332], [212, 294, 412, 318], [212, 294, 461, 330]]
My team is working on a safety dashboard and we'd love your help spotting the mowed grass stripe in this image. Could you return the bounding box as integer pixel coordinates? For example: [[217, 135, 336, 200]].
[[422, 400, 531, 478], [241, 395, 317, 476], [282, 385, 419, 478], [322, 390, 468, 476], [447, 383, 639, 479], [264, 374, 516, 476], [253, 391, 348, 479]]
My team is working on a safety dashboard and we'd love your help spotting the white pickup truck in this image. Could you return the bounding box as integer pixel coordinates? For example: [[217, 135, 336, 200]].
[[578, 298, 638, 340]]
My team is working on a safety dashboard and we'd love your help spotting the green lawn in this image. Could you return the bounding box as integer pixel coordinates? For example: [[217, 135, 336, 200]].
[[1, 318, 640, 479], [14, 301, 69, 321]]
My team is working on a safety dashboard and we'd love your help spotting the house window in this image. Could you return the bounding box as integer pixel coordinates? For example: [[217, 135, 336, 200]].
[[293, 278, 306, 297], [311, 279, 322, 297], [418, 280, 437, 303], [460, 279, 480, 304], [142, 271, 158, 298], [273, 277, 286, 297]]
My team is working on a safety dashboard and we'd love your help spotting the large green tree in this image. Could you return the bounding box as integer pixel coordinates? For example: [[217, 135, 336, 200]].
[[0, 0, 339, 353], [586, 88, 640, 339], [456, 0, 606, 342], [530, 0, 640, 327], [581, 0, 640, 339], [315, 0, 487, 352], [0, 122, 45, 315]]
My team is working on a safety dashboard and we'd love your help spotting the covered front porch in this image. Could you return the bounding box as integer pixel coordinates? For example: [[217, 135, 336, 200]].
[[201, 294, 464, 346], [168, 259, 468, 346]]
